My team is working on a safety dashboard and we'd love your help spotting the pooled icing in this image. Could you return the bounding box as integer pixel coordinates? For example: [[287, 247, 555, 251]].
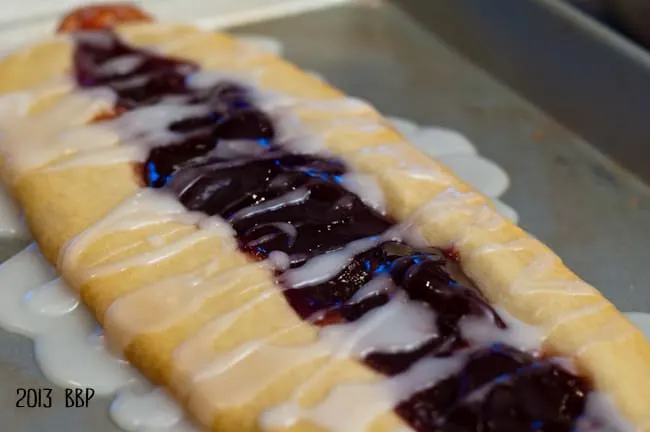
[[0, 244, 199, 431]]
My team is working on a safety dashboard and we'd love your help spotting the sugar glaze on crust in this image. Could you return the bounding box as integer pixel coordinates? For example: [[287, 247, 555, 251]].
[[0, 6, 648, 432]]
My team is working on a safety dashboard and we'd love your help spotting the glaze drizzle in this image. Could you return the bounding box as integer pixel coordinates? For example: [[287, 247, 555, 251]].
[[71, 29, 602, 431]]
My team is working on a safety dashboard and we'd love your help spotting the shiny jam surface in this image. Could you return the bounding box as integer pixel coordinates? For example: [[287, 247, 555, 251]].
[[58, 3, 153, 33], [73, 31, 594, 431]]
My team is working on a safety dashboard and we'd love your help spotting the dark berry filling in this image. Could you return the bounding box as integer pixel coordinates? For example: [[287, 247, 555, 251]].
[[71, 30, 596, 431]]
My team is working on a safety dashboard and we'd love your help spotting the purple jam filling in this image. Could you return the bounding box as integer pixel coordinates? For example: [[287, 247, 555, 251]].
[[72, 30, 596, 432]]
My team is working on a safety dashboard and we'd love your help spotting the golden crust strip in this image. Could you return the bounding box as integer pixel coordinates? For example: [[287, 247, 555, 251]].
[[0, 21, 648, 431]]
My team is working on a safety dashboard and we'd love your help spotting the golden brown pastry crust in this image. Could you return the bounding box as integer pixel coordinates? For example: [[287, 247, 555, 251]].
[[0, 22, 648, 431]]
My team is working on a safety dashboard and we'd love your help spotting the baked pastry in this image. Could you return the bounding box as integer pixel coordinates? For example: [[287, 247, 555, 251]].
[[0, 3, 648, 431]]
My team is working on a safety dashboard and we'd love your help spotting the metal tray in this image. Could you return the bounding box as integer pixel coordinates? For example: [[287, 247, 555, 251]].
[[394, 0, 650, 184], [1, 1, 648, 430]]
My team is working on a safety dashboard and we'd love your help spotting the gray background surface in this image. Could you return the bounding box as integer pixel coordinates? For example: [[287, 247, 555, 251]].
[[0, 1, 648, 430]]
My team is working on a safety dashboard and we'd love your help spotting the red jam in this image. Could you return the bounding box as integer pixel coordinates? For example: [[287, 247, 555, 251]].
[[58, 3, 152, 33]]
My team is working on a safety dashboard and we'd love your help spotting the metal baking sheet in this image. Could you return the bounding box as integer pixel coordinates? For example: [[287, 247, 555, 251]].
[[393, 0, 650, 184], [0, 1, 648, 430]]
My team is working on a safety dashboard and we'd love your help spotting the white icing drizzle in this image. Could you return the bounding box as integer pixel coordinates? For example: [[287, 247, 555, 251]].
[[473, 237, 598, 297], [237, 35, 284, 57], [339, 172, 386, 214], [414, 188, 596, 299], [505, 240, 597, 296], [321, 293, 438, 357], [270, 222, 298, 242], [210, 139, 269, 159], [282, 236, 379, 289], [256, 298, 545, 432], [228, 188, 310, 223], [59, 188, 232, 282], [83, 216, 231, 283], [268, 250, 290, 271], [44, 136, 141, 171], [0, 79, 117, 178], [99, 54, 146, 77], [0, 33, 634, 432], [177, 292, 443, 429], [105, 261, 269, 352], [251, 88, 374, 117], [351, 142, 460, 188], [0, 243, 201, 431], [576, 314, 639, 356], [459, 307, 543, 352], [111, 102, 208, 147], [185, 69, 260, 91], [262, 356, 461, 432], [545, 301, 611, 335], [350, 275, 394, 303], [171, 289, 280, 390]]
